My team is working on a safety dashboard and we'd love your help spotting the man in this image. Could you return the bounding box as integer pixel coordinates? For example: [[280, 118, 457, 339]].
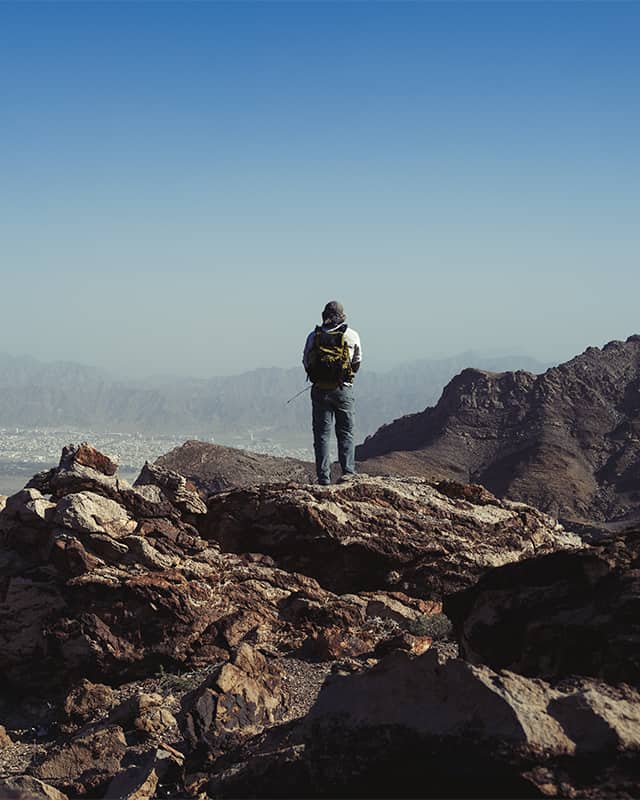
[[302, 301, 362, 485]]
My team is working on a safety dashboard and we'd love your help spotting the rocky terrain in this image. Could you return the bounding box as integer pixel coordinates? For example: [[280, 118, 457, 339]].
[[0, 443, 638, 799], [357, 335, 640, 524]]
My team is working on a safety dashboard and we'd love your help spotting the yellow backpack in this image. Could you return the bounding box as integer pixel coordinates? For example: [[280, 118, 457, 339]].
[[307, 324, 354, 388]]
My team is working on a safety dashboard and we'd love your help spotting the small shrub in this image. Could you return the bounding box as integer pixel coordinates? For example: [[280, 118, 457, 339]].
[[408, 612, 453, 640], [156, 665, 201, 694]]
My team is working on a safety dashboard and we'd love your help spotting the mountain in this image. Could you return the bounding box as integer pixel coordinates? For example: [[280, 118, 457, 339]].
[[356, 335, 640, 524], [152, 439, 317, 494], [0, 351, 547, 441]]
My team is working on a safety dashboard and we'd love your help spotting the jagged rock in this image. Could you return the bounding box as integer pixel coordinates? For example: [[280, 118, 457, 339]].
[[0, 777, 69, 800], [0, 517, 377, 692], [183, 643, 287, 756], [50, 535, 106, 577], [0, 723, 13, 747], [300, 626, 375, 661], [2, 489, 56, 526], [27, 443, 130, 500], [134, 461, 207, 516], [107, 692, 178, 739], [0, 573, 67, 689], [302, 651, 640, 797], [104, 745, 183, 800], [357, 336, 640, 523], [35, 725, 127, 795], [73, 443, 119, 476], [361, 591, 439, 626], [373, 630, 432, 657], [121, 535, 176, 570], [4, 451, 486, 693], [54, 491, 136, 538], [445, 528, 640, 685], [85, 532, 130, 561], [201, 650, 640, 798], [203, 476, 582, 597], [63, 679, 117, 726], [0, 489, 56, 562]]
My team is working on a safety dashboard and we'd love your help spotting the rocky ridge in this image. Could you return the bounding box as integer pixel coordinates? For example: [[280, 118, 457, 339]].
[[356, 335, 640, 524], [0, 443, 638, 799], [152, 439, 317, 496]]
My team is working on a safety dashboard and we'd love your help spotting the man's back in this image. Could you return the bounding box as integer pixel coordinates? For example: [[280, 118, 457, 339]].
[[303, 301, 362, 485]]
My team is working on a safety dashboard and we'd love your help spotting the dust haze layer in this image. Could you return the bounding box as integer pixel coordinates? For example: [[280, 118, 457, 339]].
[[0, 350, 547, 443]]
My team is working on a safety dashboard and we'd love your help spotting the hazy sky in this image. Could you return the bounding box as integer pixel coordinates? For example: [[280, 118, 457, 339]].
[[1, 1, 638, 377]]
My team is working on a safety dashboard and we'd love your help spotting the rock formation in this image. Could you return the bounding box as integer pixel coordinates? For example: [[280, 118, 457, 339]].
[[202, 476, 581, 597], [445, 527, 640, 685], [0, 442, 637, 799], [356, 335, 640, 523]]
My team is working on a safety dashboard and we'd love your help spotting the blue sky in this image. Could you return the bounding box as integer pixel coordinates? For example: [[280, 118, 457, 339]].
[[1, 1, 638, 377]]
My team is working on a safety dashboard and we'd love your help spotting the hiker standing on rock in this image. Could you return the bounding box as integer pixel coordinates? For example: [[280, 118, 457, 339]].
[[303, 301, 362, 485]]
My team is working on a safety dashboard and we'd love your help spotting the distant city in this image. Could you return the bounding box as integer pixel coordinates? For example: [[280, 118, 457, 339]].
[[0, 427, 314, 497]]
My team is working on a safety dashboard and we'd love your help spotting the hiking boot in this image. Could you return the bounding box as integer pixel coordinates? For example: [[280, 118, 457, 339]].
[[318, 479, 331, 486], [338, 473, 356, 484]]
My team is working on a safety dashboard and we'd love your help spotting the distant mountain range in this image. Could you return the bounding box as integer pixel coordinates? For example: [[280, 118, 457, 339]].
[[0, 351, 548, 442], [356, 335, 640, 524]]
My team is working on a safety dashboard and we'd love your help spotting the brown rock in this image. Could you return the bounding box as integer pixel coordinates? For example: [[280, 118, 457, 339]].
[[107, 692, 178, 739], [35, 725, 127, 794], [0, 777, 69, 800], [104, 746, 183, 800], [74, 443, 119, 476], [203, 476, 581, 597], [63, 679, 117, 725], [0, 723, 13, 747], [134, 461, 207, 515], [54, 491, 136, 538], [301, 651, 640, 796], [445, 528, 640, 685], [183, 644, 287, 754], [198, 650, 640, 799]]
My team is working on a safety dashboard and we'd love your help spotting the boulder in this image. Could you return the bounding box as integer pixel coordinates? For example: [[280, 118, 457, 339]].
[[0, 777, 68, 800], [63, 679, 117, 726], [54, 491, 136, 538], [104, 745, 183, 800], [183, 643, 288, 755], [27, 443, 128, 500], [134, 461, 207, 516], [35, 725, 127, 795], [0, 723, 13, 747], [107, 692, 178, 740], [202, 650, 640, 799], [203, 476, 582, 597], [445, 528, 640, 685]]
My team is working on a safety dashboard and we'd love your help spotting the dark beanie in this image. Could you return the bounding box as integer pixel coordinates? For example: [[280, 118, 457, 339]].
[[322, 300, 346, 325]]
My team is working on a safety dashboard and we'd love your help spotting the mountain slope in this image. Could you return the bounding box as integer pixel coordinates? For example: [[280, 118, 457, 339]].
[[0, 351, 547, 441], [356, 336, 640, 522]]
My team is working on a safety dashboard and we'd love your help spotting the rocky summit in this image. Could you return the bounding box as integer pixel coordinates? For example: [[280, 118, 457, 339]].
[[356, 335, 640, 524], [0, 443, 638, 799]]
